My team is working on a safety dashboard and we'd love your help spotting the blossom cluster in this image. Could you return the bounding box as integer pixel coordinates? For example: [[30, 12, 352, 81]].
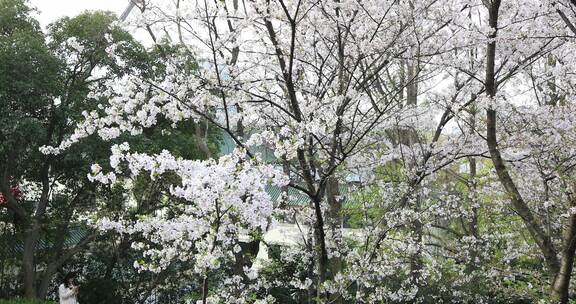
[[0, 186, 23, 205]]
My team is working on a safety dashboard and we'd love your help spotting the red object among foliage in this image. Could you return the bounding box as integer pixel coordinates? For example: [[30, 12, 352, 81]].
[[0, 186, 23, 205]]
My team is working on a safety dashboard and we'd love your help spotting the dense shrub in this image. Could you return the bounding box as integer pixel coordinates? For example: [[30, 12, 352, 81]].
[[0, 299, 56, 304]]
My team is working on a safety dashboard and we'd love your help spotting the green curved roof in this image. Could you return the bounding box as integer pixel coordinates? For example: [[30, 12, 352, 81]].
[[265, 184, 351, 207], [0, 226, 91, 258]]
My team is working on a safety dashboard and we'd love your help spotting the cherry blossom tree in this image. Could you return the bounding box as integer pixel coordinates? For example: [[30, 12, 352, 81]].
[[481, 0, 576, 301], [40, 0, 576, 302]]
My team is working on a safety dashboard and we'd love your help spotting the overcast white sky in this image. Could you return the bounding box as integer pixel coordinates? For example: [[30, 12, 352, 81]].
[[30, 0, 129, 29]]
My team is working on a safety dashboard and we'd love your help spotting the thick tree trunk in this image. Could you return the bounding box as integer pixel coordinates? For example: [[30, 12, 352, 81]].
[[37, 264, 58, 299], [232, 241, 260, 281], [326, 177, 343, 304], [22, 224, 39, 299], [551, 213, 576, 302], [312, 196, 329, 300], [406, 62, 419, 106], [23, 145, 51, 298]]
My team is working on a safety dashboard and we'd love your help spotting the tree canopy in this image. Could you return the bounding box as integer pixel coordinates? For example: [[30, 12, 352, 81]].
[[3, 0, 576, 303]]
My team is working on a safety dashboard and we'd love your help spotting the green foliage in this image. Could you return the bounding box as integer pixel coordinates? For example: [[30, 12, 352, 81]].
[[0, 0, 39, 35], [77, 277, 121, 304], [342, 185, 386, 228], [0, 0, 61, 167], [0, 299, 55, 304], [256, 244, 313, 303], [0, 7, 224, 301], [48, 10, 150, 78]]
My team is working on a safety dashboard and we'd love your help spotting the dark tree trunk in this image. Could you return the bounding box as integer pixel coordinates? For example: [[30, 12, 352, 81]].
[[232, 241, 260, 281], [326, 177, 343, 304], [483, 1, 574, 302], [551, 213, 576, 302], [37, 264, 57, 299], [312, 196, 329, 298], [22, 222, 40, 299]]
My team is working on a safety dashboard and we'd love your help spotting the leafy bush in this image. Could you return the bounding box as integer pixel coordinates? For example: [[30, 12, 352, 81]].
[[0, 299, 56, 304], [77, 277, 121, 304]]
